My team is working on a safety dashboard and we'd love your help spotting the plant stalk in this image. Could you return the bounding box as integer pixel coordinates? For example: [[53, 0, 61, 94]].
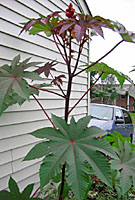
[[32, 94, 56, 129], [74, 39, 124, 77], [68, 73, 103, 115], [59, 75, 73, 200], [29, 84, 65, 98]]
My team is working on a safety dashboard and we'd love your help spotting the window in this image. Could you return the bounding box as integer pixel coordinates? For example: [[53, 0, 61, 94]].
[[122, 110, 132, 124], [115, 109, 123, 120], [120, 95, 126, 100], [90, 105, 113, 120]]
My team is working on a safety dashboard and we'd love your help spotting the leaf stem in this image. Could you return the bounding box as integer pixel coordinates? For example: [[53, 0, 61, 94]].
[[32, 94, 56, 129], [73, 39, 124, 77], [129, 188, 135, 196], [59, 163, 66, 200], [53, 33, 67, 63], [72, 37, 85, 75], [29, 84, 65, 98], [30, 186, 40, 198], [50, 72, 66, 97], [68, 73, 103, 115]]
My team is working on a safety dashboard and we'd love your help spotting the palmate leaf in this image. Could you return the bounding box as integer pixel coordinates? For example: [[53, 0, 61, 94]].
[[21, 183, 34, 199], [25, 115, 116, 200], [0, 55, 45, 115], [9, 177, 21, 200], [0, 177, 43, 200], [111, 21, 135, 43], [111, 140, 135, 195], [0, 190, 12, 200], [86, 62, 127, 86]]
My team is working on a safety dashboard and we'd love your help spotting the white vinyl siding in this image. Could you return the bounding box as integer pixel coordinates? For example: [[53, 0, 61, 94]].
[[0, 0, 90, 191]]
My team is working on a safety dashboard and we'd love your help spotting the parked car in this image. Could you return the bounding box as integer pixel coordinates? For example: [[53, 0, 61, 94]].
[[89, 103, 134, 142]]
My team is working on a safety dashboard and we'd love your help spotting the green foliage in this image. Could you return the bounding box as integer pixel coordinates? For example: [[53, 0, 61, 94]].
[[24, 115, 116, 200], [86, 62, 130, 86], [130, 112, 135, 124], [1, 3, 135, 200], [0, 55, 45, 115], [104, 131, 135, 151], [104, 132, 135, 198], [111, 21, 135, 43], [111, 140, 135, 196], [0, 177, 43, 200], [19, 9, 135, 44]]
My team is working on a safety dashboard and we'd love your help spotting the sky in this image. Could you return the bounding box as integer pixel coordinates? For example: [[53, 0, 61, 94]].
[[86, 0, 135, 82]]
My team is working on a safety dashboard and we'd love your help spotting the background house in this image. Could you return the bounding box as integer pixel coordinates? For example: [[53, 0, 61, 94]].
[[91, 83, 135, 111], [0, 0, 91, 191]]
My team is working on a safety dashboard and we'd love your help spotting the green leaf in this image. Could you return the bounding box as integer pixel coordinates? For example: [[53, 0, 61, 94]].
[[111, 140, 135, 195], [33, 83, 52, 88], [58, 181, 70, 199], [51, 114, 70, 138], [53, 172, 62, 183], [1, 88, 25, 114], [111, 21, 135, 43], [84, 176, 92, 200], [12, 78, 30, 100], [23, 62, 43, 69], [9, 177, 21, 199], [66, 149, 90, 200], [23, 71, 46, 81], [0, 190, 12, 200], [0, 55, 46, 114], [11, 54, 20, 71], [26, 115, 115, 200], [21, 183, 34, 199], [104, 131, 134, 151], [30, 127, 66, 140], [76, 115, 91, 135], [23, 141, 52, 161], [40, 145, 69, 189], [86, 62, 126, 86]]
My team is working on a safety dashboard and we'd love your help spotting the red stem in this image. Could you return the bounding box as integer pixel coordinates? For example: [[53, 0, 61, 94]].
[[129, 188, 135, 196], [29, 84, 65, 98], [68, 73, 103, 115], [32, 94, 56, 129], [31, 186, 40, 198], [53, 34, 67, 63], [50, 72, 66, 97], [30, 94, 57, 198], [72, 38, 85, 75], [74, 39, 124, 77], [59, 164, 66, 200]]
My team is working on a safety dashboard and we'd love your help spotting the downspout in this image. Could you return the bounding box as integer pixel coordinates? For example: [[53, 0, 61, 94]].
[[87, 32, 91, 115], [127, 92, 130, 111]]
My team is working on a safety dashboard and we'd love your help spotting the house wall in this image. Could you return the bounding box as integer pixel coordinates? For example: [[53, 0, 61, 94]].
[[116, 95, 134, 111], [0, 0, 90, 191]]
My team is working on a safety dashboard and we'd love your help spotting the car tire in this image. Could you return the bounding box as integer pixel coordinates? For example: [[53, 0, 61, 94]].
[[130, 134, 133, 143]]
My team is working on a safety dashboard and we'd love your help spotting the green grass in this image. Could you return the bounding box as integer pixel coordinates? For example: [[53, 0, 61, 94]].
[[130, 112, 135, 124]]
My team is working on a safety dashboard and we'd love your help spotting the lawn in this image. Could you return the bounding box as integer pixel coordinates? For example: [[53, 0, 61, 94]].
[[130, 112, 135, 124]]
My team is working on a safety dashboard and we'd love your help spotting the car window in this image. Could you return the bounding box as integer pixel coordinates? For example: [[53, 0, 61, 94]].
[[115, 109, 123, 120], [90, 105, 113, 120], [122, 110, 132, 124]]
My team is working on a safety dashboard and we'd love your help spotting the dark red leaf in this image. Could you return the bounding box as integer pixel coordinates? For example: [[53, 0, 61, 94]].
[[19, 11, 61, 35], [74, 24, 86, 42], [90, 24, 104, 38], [51, 75, 66, 86], [19, 19, 41, 35], [59, 22, 75, 35], [35, 60, 57, 77], [44, 11, 61, 24]]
